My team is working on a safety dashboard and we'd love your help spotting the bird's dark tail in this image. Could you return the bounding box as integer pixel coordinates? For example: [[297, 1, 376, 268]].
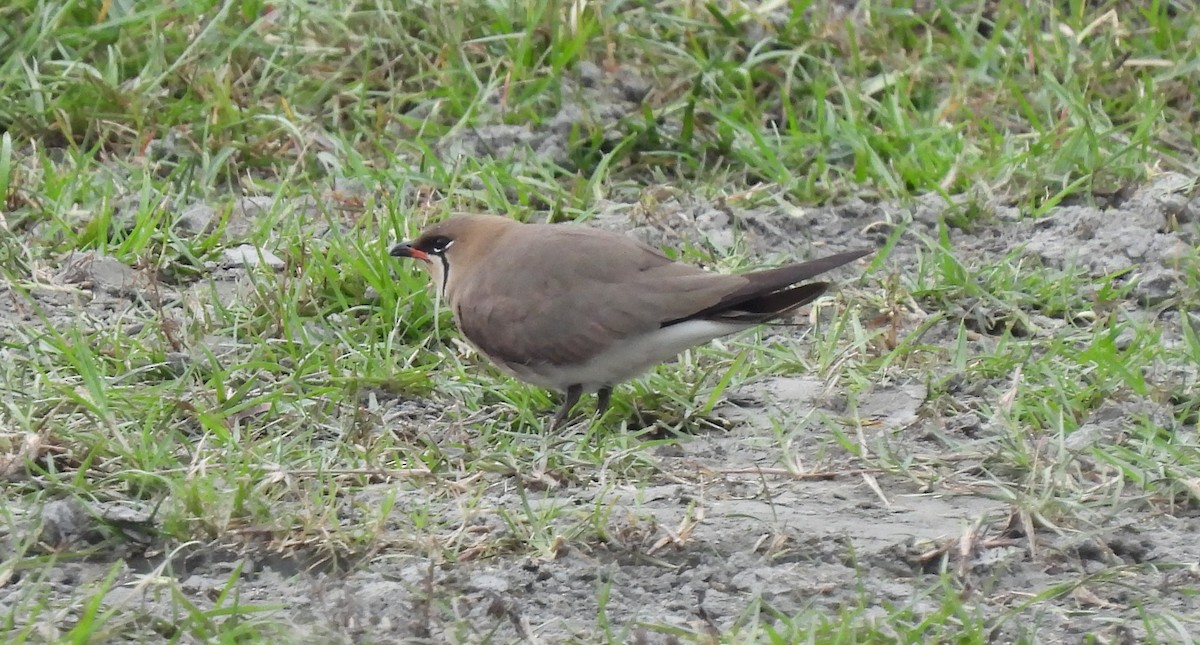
[[663, 248, 872, 326]]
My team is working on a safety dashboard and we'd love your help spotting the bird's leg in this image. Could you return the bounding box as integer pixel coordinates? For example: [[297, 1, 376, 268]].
[[550, 384, 583, 431], [595, 386, 612, 419]]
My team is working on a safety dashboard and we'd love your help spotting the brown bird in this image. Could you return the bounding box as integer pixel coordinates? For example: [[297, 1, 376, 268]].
[[391, 214, 871, 429]]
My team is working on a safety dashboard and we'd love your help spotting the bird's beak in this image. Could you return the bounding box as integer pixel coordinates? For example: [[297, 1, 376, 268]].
[[390, 241, 428, 261]]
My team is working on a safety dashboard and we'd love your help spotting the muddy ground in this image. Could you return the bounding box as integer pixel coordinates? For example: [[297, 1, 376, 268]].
[[3, 63, 1199, 644]]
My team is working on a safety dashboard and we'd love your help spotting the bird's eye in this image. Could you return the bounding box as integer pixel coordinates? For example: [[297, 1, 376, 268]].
[[425, 236, 453, 254]]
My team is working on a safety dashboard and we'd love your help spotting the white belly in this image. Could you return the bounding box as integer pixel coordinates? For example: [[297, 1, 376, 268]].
[[491, 319, 752, 392]]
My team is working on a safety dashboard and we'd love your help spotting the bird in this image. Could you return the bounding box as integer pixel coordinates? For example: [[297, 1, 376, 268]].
[[391, 214, 872, 430]]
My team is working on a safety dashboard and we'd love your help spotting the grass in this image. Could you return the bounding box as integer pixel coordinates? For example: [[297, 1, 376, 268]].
[[1, 0, 1198, 642]]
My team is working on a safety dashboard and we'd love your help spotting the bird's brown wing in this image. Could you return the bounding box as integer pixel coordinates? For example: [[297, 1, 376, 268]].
[[454, 227, 871, 367], [454, 227, 745, 367]]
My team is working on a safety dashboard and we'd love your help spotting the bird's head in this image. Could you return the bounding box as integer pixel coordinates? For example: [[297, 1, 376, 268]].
[[390, 214, 520, 302]]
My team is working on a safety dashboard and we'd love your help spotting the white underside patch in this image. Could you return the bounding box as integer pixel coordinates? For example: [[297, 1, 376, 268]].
[[492, 319, 752, 392]]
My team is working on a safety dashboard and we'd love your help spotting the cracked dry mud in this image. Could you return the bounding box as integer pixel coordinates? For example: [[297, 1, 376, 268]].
[[3, 66, 1199, 643]]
